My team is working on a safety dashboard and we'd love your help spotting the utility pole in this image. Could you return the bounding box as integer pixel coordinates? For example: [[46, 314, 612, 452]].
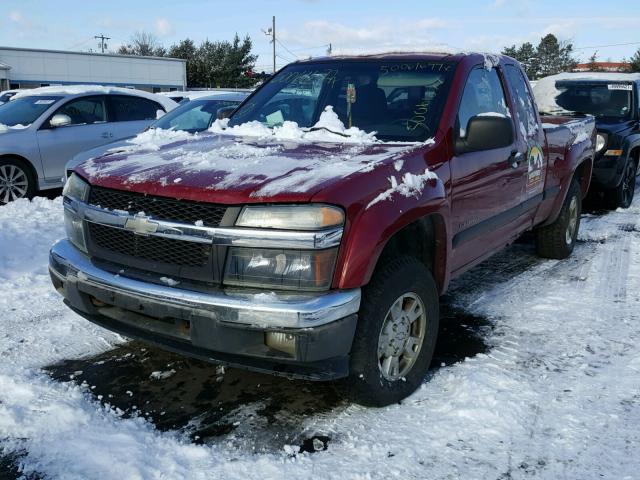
[[94, 34, 110, 54], [262, 16, 276, 74]]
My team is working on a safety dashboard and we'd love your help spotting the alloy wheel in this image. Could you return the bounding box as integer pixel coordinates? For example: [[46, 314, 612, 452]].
[[377, 292, 427, 381], [565, 195, 578, 245], [0, 164, 29, 203]]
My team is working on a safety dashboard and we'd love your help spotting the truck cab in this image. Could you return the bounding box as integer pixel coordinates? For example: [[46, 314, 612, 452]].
[[50, 52, 595, 406]]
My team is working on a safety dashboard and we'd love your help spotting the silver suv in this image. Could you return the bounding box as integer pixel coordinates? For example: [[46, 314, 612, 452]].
[[0, 86, 177, 203]]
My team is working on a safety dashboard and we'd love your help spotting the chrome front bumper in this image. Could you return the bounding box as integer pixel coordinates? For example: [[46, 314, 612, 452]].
[[49, 239, 361, 329]]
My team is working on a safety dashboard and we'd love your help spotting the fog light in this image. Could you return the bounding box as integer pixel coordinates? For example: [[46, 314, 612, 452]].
[[265, 331, 297, 356]]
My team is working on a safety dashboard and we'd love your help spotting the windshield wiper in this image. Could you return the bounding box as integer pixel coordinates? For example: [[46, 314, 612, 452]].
[[304, 126, 350, 137]]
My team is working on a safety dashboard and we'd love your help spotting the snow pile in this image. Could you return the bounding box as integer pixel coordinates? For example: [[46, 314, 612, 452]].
[[210, 106, 378, 144], [114, 128, 197, 153], [0, 123, 29, 133], [367, 168, 438, 208]]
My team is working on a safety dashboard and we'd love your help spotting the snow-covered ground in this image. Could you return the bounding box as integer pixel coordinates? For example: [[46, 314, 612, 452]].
[[1, 196, 639, 479]]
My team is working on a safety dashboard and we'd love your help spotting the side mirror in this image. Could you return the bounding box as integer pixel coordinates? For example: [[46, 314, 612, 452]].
[[217, 106, 236, 120], [455, 115, 514, 154], [49, 114, 72, 128]]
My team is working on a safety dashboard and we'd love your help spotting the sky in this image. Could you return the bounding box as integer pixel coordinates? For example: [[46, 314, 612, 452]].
[[0, 0, 639, 72]]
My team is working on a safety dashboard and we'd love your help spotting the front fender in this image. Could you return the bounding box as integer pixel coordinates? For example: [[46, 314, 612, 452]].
[[332, 175, 450, 292]]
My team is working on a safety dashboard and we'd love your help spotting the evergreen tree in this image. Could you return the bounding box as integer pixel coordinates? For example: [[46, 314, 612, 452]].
[[629, 48, 640, 73], [586, 51, 602, 72], [536, 34, 576, 77], [168, 39, 199, 86], [502, 42, 538, 79]]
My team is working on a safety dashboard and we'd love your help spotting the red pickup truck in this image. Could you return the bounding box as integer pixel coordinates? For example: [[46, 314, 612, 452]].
[[50, 52, 595, 406]]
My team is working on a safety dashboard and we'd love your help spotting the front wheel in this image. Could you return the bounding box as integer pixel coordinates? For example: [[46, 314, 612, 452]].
[[0, 158, 35, 204], [345, 257, 439, 407], [604, 160, 636, 209], [535, 178, 581, 259]]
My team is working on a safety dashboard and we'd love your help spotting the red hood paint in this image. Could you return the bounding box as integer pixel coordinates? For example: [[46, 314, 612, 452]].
[[76, 132, 421, 204]]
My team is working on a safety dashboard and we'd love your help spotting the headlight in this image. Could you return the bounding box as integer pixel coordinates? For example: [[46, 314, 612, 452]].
[[236, 204, 344, 231], [224, 247, 338, 291], [596, 133, 607, 153], [62, 173, 89, 253], [64, 208, 87, 253], [63, 173, 89, 202]]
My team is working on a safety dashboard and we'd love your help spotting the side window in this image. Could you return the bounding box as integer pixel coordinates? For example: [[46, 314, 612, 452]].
[[54, 96, 106, 126], [108, 95, 163, 122], [457, 68, 509, 138], [504, 65, 539, 139]]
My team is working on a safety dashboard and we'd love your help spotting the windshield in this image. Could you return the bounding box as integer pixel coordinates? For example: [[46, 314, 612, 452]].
[[153, 98, 241, 133], [229, 60, 455, 142], [540, 81, 633, 119], [0, 95, 61, 126]]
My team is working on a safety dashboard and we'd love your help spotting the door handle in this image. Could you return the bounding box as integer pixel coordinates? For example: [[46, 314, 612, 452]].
[[101, 132, 113, 139], [509, 151, 525, 168]]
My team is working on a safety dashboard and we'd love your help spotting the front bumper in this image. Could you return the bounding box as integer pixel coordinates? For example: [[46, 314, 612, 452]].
[[49, 239, 361, 380], [592, 152, 628, 189]]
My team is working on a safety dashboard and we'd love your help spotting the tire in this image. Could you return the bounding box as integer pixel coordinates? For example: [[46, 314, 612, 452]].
[[604, 160, 636, 210], [345, 256, 439, 407], [535, 178, 581, 259], [0, 158, 36, 204]]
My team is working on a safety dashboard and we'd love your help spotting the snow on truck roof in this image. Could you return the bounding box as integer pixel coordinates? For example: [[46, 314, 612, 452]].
[[11, 85, 178, 110]]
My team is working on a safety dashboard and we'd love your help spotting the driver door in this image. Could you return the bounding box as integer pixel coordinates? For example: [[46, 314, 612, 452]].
[[36, 95, 113, 182], [450, 67, 522, 273]]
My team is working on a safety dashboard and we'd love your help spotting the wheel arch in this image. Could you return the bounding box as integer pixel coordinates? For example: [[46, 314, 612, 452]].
[[371, 213, 449, 295], [0, 154, 39, 185]]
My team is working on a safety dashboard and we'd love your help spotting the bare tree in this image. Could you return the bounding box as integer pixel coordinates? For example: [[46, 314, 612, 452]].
[[118, 31, 164, 56]]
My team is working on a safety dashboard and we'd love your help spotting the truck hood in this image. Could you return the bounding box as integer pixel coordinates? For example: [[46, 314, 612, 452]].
[[76, 132, 420, 204]]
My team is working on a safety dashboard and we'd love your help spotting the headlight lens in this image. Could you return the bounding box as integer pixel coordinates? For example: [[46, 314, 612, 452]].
[[64, 209, 87, 253], [236, 204, 344, 231], [596, 133, 607, 152], [224, 247, 338, 291], [63, 173, 89, 201]]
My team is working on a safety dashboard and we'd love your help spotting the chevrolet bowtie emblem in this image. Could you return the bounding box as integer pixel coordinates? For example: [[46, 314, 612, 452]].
[[124, 216, 159, 235]]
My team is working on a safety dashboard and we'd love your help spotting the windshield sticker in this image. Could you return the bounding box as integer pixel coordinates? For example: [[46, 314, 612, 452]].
[[527, 144, 543, 187], [34, 99, 56, 105], [607, 84, 632, 91], [265, 110, 284, 127]]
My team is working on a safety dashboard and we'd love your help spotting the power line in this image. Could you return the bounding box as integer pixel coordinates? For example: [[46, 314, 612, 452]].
[[275, 38, 299, 60], [573, 41, 640, 51]]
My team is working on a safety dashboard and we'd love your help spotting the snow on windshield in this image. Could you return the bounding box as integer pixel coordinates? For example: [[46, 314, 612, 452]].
[[209, 106, 378, 144]]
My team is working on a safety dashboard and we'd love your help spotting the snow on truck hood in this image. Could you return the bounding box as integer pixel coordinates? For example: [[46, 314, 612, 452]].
[[78, 107, 430, 203]]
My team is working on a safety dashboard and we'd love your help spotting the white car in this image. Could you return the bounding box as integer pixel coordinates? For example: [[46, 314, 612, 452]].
[[0, 85, 177, 203], [65, 90, 250, 177]]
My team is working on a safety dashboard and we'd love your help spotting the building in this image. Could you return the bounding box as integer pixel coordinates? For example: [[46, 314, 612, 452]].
[[0, 46, 186, 92], [573, 62, 631, 73]]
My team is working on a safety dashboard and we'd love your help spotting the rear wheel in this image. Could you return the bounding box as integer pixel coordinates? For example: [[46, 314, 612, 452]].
[[0, 158, 35, 204], [535, 178, 581, 259], [346, 257, 439, 407], [604, 160, 636, 209]]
